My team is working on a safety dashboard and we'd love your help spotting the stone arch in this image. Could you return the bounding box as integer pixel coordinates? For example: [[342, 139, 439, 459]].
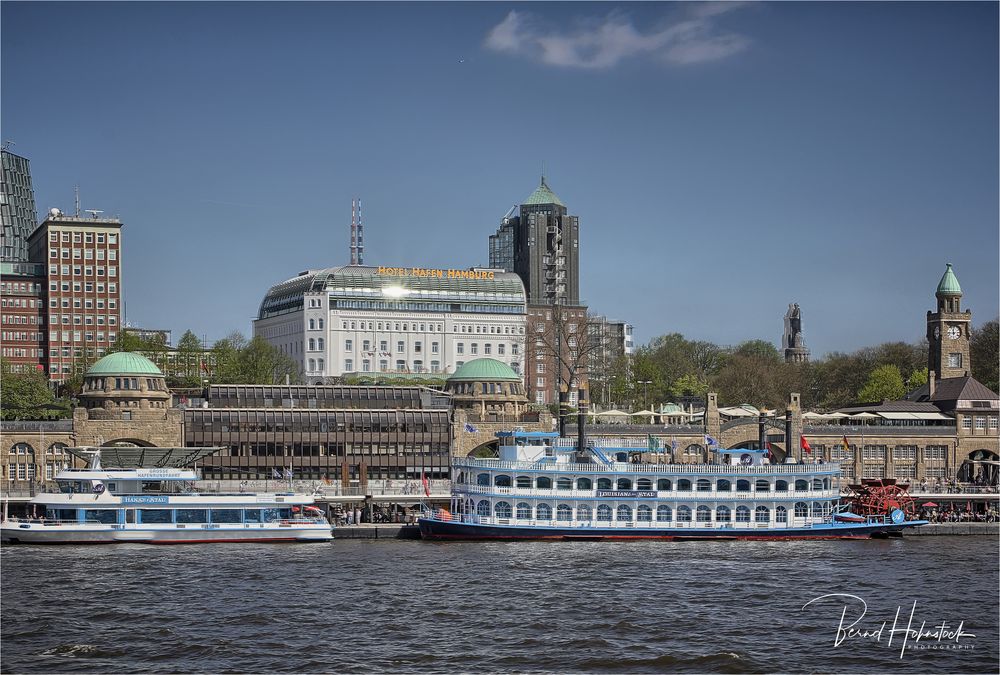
[[466, 440, 499, 458], [102, 439, 156, 448], [958, 449, 999, 484]]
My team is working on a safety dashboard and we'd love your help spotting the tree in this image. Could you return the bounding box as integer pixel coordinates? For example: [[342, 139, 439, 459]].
[[210, 331, 300, 385], [971, 319, 999, 393], [858, 364, 906, 403], [531, 306, 602, 405], [734, 339, 782, 362], [177, 329, 204, 379], [907, 367, 929, 390], [0, 362, 71, 420]]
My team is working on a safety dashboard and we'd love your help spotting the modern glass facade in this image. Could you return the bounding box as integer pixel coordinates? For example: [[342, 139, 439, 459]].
[[1, 150, 38, 263], [184, 385, 453, 482]]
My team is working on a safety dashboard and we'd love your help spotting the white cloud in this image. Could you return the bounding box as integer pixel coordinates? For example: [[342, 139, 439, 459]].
[[483, 5, 752, 69]]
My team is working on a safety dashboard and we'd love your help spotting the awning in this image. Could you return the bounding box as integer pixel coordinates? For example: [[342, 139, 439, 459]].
[[922, 502, 939, 507], [878, 412, 920, 420], [911, 412, 951, 420]]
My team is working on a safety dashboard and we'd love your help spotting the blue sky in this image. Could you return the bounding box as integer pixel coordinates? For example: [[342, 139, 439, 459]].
[[3, 2, 997, 355]]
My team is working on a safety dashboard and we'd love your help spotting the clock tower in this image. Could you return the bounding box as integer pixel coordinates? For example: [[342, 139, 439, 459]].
[[927, 263, 972, 380]]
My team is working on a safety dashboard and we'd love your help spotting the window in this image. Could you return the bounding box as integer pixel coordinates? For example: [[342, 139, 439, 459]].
[[776, 506, 787, 523], [696, 505, 712, 522], [556, 504, 572, 521], [414, 341, 422, 353], [495, 502, 512, 519], [616, 505, 632, 521], [536, 503, 552, 520], [735, 506, 750, 522], [431, 342, 439, 354], [948, 353, 962, 368], [516, 503, 532, 519], [471, 343, 478, 355], [344, 339, 352, 352], [344, 359, 353, 371], [536, 362, 545, 373], [656, 505, 673, 522], [637, 505, 652, 522], [308, 338, 316, 350], [676, 505, 692, 522], [456, 343, 464, 355], [396, 341, 404, 352], [755, 506, 770, 523], [974, 417, 986, 430]]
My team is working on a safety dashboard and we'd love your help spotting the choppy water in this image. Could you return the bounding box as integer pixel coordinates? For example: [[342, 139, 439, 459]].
[[2, 535, 998, 673]]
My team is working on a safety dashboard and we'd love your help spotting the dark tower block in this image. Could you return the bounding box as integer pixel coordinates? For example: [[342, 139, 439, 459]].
[[927, 264, 972, 380]]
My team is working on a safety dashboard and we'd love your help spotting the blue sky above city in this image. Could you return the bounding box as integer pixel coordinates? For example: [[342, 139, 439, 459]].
[[2, 2, 997, 355]]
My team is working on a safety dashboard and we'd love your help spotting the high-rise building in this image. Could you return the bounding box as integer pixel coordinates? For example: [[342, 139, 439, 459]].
[[0, 261, 48, 373], [27, 213, 124, 380], [1, 149, 39, 263], [255, 265, 526, 382], [489, 177, 580, 305]]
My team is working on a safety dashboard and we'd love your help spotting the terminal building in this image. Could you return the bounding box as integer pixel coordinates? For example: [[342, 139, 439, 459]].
[[254, 265, 527, 382]]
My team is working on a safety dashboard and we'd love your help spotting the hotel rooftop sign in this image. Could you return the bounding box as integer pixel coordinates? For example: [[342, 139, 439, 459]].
[[377, 266, 495, 280]]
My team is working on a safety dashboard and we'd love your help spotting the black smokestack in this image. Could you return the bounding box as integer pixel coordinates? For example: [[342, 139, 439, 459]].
[[559, 391, 568, 438], [577, 388, 588, 454]]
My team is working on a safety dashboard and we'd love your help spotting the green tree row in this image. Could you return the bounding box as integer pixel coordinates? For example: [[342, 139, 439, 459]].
[[609, 319, 998, 412]]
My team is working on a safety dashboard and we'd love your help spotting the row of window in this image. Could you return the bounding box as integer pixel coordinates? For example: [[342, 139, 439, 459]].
[[479, 501, 832, 522], [456, 342, 517, 356], [0, 316, 42, 326], [1, 298, 43, 308], [48, 231, 118, 244], [49, 334, 116, 349], [50, 315, 117, 325], [49, 297, 117, 310], [48, 248, 117, 263], [0, 281, 43, 294], [962, 416, 998, 430], [0, 347, 44, 358], [44, 507, 295, 525], [475, 474, 833, 492], [50, 281, 118, 293]]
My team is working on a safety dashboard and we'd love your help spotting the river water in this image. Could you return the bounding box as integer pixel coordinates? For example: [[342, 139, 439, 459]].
[[1, 535, 997, 673]]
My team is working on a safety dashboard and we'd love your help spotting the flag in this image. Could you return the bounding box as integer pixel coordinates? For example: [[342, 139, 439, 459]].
[[464, 423, 478, 433], [841, 436, 851, 453], [765, 441, 772, 459], [671, 438, 678, 451], [271, 468, 281, 479], [323, 474, 331, 485], [800, 435, 813, 454], [200, 360, 211, 375], [283, 467, 293, 480], [647, 435, 660, 453], [704, 434, 718, 446], [421, 471, 430, 497]]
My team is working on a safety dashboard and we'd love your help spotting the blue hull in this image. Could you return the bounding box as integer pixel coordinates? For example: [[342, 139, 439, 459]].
[[418, 518, 927, 541]]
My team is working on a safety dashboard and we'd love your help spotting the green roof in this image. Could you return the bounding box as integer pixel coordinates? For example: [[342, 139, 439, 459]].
[[523, 177, 565, 207], [87, 352, 163, 376], [448, 358, 521, 381], [935, 263, 962, 296]]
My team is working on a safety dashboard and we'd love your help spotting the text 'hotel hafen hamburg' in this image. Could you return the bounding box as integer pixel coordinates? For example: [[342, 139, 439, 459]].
[[254, 265, 527, 382]]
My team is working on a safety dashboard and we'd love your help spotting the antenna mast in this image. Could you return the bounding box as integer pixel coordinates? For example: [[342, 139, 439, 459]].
[[75, 186, 81, 217], [350, 198, 358, 265], [357, 197, 364, 265]]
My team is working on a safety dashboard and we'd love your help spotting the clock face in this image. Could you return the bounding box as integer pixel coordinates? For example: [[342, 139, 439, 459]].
[[948, 326, 961, 340]]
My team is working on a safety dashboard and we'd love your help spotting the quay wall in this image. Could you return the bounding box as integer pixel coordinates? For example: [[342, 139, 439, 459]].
[[906, 522, 998, 536]]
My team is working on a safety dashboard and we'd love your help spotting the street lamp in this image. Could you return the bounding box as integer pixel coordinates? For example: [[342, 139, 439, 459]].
[[638, 380, 652, 410]]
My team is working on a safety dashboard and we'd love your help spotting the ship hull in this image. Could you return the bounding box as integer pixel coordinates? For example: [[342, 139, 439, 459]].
[[0, 522, 333, 545], [418, 518, 925, 541]]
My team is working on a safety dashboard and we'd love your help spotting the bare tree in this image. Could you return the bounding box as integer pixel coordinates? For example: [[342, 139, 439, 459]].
[[528, 305, 603, 408]]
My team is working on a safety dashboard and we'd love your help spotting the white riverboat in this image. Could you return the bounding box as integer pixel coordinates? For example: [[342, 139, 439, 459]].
[[419, 431, 927, 540], [0, 447, 332, 545]]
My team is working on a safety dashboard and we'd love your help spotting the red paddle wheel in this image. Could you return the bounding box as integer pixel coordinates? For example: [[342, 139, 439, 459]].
[[843, 479, 916, 516]]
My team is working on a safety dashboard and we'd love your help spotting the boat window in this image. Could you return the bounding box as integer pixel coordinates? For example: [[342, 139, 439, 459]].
[[823, 478, 830, 490], [83, 509, 118, 524], [716, 505, 731, 522], [775, 480, 789, 492], [477, 473, 490, 486], [616, 505, 632, 521], [794, 502, 808, 517], [476, 500, 491, 517], [596, 504, 612, 521], [676, 505, 692, 522], [755, 506, 770, 523], [755, 479, 770, 492], [556, 478, 573, 490], [717, 479, 731, 491], [657, 479, 671, 491], [494, 475, 512, 487], [697, 505, 712, 522], [776, 506, 788, 523], [176, 509, 208, 524], [735, 506, 750, 522], [139, 509, 171, 524], [616, 478, 632, 490], [637, 505, 652, 521], [812, 479, 823, 490], [736, 480, 751, 492], [615, 452, 628, 462], [536, 503, 552, 520], [263, 508, 292, 522], [577, 505, 592, 521], [597, 478, 612, 490], [494, 502, 512, 518], [46, 508, 77, 521], [577, 477, 592, 490], [696, 479, 711, 492], [536, 477, 552, 489], [795, 479, 808, 491], [516, 503, 532, 519], [637, 478, 652, 491], [245, 509, 262, 523], [557, 504, 573, 521], [656, 505, 672, 522], [811, 503, 824, 517], [211, 509, 242, 524], [677, 479, 692, 491], [514, 476, 532, 489]]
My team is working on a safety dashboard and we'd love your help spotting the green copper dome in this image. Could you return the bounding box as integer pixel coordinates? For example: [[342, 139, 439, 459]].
[[935, 263, 962, 296], [523, 176, 565, 207], [448, 358, 521, 381], [87, 352, 163, 376]]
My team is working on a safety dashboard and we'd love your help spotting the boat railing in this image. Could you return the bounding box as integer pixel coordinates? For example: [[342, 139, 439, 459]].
[[454, 458, 841, 474], [419, 511, 832, 529], [454, 485, 840, 500]]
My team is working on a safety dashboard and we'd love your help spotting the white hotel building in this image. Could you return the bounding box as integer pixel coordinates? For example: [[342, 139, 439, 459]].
[[254, 265, 527, 382]]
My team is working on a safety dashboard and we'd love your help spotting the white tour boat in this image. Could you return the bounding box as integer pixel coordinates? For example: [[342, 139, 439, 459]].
[[0, 447, 332, 545]]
